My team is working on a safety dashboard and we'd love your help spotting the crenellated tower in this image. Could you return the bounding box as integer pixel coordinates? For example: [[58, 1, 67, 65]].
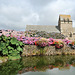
[[58, 15, 73, 37]]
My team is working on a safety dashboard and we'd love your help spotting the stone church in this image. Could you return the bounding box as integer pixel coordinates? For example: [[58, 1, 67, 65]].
[[26, 15, 75, 39]]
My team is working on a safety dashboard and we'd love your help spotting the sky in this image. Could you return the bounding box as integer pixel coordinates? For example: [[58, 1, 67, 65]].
[[0, 0, 75, 31]]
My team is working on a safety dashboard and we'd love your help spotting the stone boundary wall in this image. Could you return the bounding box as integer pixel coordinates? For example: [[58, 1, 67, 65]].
[[22, 45, 75, 56]]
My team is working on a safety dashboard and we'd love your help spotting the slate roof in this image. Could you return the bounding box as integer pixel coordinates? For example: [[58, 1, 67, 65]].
[[26, 25, 60, 33]]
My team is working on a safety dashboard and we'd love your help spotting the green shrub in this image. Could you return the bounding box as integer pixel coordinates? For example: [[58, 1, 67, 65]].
[[0, 35, 24, 60]]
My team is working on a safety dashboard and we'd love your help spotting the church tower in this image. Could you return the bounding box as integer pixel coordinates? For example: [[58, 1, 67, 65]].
[[58, 15, 73, 37]]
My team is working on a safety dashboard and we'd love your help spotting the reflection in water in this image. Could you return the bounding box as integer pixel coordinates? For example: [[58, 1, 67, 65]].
[[0, 55, 75, 75]]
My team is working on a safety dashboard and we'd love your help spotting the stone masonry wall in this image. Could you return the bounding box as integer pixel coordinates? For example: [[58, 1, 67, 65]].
[[22, 45, 75, 56]]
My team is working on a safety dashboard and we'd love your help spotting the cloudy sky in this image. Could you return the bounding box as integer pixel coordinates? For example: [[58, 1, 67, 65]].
[[0, 0, 75, 31]]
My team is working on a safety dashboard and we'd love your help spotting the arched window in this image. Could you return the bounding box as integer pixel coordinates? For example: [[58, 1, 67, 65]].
[[67, 18, 69, 23], [70, 32, 72, 37], [64, 19, 65, 22]]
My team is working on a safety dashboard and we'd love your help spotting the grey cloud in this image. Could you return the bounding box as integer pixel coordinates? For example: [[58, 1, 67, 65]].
[[0, 0, 75, 31], [0, 0, 36, 30], [29, 0, 56, 7], [37, 0, 75, 26], [28, 0, 57, 12]]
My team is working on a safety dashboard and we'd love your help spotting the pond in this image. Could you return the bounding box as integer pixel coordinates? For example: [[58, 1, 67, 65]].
[[0, 55, 75, 75]]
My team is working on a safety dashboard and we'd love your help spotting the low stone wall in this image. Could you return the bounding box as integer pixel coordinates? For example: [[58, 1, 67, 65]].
[[22, 45, 75, 56]]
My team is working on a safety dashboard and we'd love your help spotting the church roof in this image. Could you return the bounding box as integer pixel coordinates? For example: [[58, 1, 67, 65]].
[[26, 25, 60, 33]]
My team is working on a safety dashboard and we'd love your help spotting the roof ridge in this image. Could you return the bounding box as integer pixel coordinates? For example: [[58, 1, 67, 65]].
[[26, 25, 57, 26]]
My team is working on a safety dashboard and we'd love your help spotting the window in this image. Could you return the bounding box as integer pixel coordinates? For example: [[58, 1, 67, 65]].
[[73, 33, 75, 35], [64, 19, 65, 23], [70, 32, 72, 37], [67, 18, 69, 23]]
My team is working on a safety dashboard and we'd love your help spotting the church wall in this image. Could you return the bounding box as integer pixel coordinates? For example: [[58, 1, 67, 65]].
[[59, 21, 73, 37]]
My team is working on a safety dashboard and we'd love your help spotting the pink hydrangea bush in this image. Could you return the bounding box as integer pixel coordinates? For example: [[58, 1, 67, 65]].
[[68, 41, 75, 49], [35, 38, 49, 47], [4, 35, 74, 49]]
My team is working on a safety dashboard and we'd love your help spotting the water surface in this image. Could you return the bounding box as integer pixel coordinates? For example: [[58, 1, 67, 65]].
[[0, 55, 75, 75]]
